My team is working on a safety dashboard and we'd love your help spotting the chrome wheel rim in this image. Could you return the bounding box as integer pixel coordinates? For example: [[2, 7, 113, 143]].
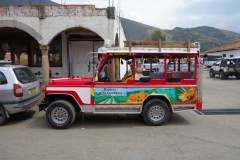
[[51, 107, 68, 124], [149, 105, 165, 121]]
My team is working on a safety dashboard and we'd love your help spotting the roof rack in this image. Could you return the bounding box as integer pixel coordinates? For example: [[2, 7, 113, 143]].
[[124, 39, 195, 52], [98, 40, 200, 54]]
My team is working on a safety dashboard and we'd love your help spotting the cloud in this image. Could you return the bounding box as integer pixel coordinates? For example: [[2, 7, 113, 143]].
[[52, 0, 240, 33]]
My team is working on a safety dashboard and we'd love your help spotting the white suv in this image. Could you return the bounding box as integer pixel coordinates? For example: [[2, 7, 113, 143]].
[[0, 63, 41, 125], [209, 57, 240, 79]]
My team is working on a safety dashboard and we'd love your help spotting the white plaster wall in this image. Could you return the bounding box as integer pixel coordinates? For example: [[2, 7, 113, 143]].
[[0, 16, 110, 45], [208, 50, 240, 58]]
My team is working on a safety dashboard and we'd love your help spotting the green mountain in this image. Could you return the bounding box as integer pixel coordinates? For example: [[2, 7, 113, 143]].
[[121, 18, 240, 52], [120, 17, 159, 41]]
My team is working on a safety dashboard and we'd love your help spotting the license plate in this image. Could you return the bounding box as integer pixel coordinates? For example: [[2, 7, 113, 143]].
[[229, 68, 234, 71], [30, 88, 36, 94]]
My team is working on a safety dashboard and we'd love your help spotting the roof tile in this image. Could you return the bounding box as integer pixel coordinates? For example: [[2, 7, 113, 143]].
[[206, 40, 240, 53]]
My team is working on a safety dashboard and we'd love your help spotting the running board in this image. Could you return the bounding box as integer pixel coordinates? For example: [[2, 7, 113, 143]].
[[172, 104, 196, 112], [94, 105, 141, 114]]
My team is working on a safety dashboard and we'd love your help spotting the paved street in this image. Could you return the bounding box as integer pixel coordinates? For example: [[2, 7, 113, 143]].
[[1, 70, 240, 160]]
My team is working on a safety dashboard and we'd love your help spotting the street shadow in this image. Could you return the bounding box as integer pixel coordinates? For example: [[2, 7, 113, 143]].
[[2, 112, 192, 130], [2, 110, 36, 126], [27, 113, 191, 130], [167, 113, 192, 126]]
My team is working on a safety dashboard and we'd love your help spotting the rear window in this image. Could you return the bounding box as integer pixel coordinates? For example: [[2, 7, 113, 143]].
[[13, 67, 37, 84], [0, 72, 7, 85]]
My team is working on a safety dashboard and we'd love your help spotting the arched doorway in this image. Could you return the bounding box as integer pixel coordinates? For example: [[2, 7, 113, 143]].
[[51, 27, 104, 77], [0, 27, 40, 66]]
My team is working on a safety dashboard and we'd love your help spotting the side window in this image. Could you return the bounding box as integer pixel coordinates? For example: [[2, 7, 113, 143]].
[[166, 57, 195, 83], [136, 57, 165, 83], [0, 71, 8, 85], [98, 57, 134, 83]]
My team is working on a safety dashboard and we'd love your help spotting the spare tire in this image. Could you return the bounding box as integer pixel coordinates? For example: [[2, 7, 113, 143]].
[[235, 64, 240, 71]]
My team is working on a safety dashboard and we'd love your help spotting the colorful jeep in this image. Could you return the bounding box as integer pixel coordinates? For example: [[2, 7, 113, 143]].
[[39, 40, 203, 129]]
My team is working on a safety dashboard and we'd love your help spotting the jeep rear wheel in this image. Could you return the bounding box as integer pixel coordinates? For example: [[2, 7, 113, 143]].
[[209, 70, 215, 77], [236, 74, 240, 79], [46, 100, 76, 129], [142, 99, 170, 126], [219, 71, 225, 79]]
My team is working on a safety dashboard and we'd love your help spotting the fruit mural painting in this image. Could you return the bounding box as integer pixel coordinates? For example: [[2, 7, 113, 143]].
[[94, 87, 198, 104], [127, 91, 149, 103]]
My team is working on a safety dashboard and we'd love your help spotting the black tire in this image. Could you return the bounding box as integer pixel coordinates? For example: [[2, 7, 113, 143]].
[[219, 71, 225, 79], [236, 74, 240, 79], [209, 70, 215, 77], [0, 105, 8, 126], [46, 100, 76, 129], [142, 99, 170, 126]]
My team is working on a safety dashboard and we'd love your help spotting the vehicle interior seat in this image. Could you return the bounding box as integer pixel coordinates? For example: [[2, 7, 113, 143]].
[[139, 72, 164, 83], [122, 72, 133, 82], [171, 71, 191, 82]]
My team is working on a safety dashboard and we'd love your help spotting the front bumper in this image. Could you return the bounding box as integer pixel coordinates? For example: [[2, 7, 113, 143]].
[[39, 97, 50, 112]]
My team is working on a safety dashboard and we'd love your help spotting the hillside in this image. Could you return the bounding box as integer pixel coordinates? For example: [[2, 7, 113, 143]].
[[121, 18, 240, 52], [0, 0, 58, 7], [120, 18, 159, 41]]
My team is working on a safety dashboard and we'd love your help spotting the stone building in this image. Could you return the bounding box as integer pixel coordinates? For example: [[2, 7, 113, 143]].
[[0, 4, 126, 89]]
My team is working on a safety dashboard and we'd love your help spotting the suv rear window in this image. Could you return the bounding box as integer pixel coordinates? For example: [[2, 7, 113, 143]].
[[0, 72, 7, 85], [13, 67, 37, 84]]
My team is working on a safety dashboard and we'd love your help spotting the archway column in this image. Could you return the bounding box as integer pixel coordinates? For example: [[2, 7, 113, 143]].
[[40, 45, 50, 90]]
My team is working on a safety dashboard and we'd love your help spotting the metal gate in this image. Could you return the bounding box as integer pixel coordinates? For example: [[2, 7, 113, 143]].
[[69, 41, 103, 77]]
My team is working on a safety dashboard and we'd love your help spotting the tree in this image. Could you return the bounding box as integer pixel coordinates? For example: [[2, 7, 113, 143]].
[[149, 30, 166, 41]]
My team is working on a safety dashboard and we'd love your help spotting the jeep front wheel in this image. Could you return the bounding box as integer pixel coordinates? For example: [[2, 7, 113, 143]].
[[46, 100, 76, 129], [142, 99, 170, 126], [209, 70, 215, 77]]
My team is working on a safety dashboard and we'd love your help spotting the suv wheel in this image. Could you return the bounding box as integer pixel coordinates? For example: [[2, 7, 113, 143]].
[[142, 99, 170, 126], [0, 106, 8, 126], [219, 71, 225, 80], [236, 74, 240, 79], [46, 100, 76, 129], [209, 70, 215, 77]]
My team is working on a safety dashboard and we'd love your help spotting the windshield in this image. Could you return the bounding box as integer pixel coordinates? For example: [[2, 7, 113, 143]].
[[13, 67, 37, 84]]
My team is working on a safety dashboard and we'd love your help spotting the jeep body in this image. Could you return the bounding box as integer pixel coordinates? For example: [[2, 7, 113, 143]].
[[209, 57, 240, 79]]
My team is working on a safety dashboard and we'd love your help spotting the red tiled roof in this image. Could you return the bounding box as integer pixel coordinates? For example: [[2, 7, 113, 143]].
[[206, 40, 240, 53]]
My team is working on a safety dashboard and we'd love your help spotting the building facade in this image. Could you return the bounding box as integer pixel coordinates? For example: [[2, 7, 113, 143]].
[[0, 4, 126, 89], [206, 40, 240, 58]]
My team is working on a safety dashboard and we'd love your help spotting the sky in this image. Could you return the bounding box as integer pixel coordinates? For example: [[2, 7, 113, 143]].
[[52, 0, 240, 34]]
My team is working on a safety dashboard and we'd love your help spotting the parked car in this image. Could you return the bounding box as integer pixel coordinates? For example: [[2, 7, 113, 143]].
[[0, 62, 42, 125], [209, 57, 240, 79]]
